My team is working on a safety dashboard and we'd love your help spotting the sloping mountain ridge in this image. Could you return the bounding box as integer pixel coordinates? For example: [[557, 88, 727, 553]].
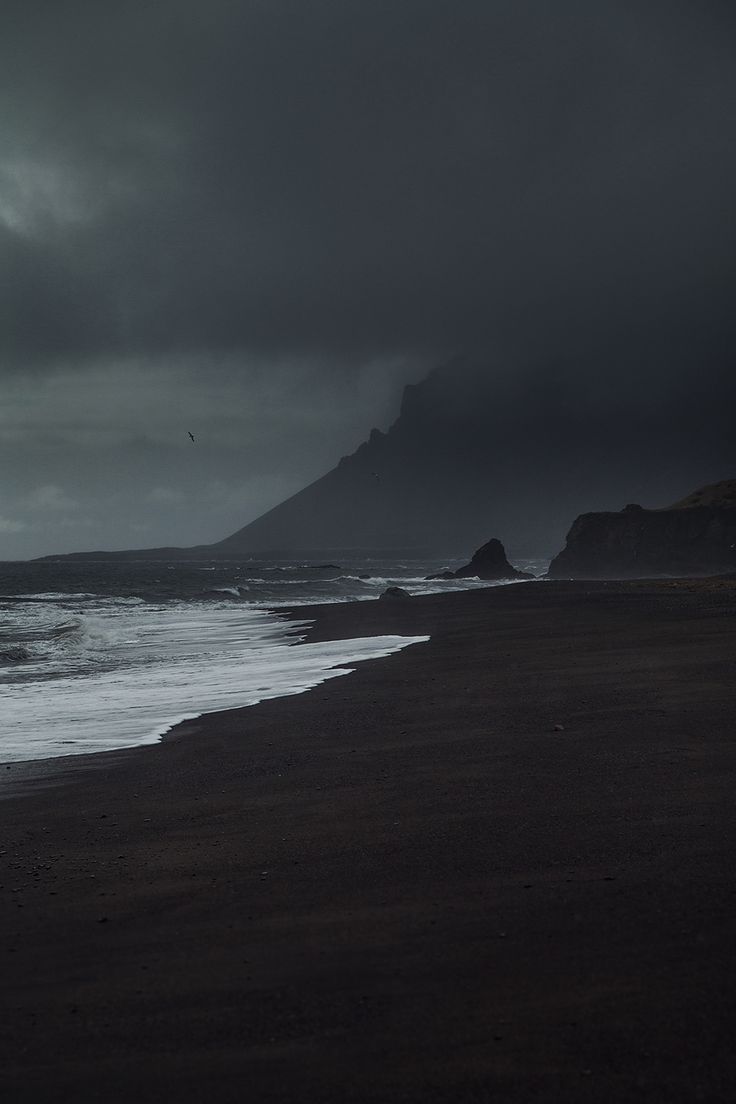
[[39, 355, 736, 560], [668, 480, 736, 510], [207, 357, 736, 556]]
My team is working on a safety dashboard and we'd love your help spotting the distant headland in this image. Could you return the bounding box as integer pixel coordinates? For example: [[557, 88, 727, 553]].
[[548, 479, 736, 579], [33, 356, 736, 574]]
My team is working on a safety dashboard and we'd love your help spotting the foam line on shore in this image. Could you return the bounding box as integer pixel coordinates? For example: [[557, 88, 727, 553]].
[[1, 626, 429, 764]]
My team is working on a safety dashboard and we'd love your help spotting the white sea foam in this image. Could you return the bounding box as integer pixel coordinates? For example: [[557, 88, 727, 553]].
[[0, 603, 428, 762], [0, 552, 550, 765]]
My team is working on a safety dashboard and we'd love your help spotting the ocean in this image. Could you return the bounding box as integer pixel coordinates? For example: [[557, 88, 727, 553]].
[[0, 554, 548, 764]]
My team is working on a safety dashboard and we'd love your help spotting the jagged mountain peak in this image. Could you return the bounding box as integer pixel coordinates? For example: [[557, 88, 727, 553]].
[[37, 354, 736, 560]]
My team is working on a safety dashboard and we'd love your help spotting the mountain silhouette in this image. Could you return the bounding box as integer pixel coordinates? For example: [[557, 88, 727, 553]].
[[38, 353, 735, 560]]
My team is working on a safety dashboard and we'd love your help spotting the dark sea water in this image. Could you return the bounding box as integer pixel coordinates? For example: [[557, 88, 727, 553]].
[[0, 554, 548, 764]]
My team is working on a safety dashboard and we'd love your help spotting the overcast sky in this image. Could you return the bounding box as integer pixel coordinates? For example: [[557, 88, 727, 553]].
[[2, 0, 735, 557]]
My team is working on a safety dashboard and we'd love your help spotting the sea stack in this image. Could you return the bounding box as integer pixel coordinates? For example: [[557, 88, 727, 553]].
[[427, 538, 533, 582]]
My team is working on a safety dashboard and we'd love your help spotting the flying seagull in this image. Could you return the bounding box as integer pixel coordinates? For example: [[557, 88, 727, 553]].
[[188, 431, 195, 442]]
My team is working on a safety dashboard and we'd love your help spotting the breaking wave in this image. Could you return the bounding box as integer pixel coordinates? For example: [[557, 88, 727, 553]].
[[0, 553, 549, 763], [0, 644, 33, 664]]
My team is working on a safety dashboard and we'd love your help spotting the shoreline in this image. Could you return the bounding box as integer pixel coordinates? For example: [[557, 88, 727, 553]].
[[0, 579, 595, 786], [2, 578, 736, 1101], [3, 574, 726, 781], [0, 600, 432, 772]]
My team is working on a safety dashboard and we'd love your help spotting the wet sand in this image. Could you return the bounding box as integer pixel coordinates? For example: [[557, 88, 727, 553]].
[[2, 579, 736, 1102]]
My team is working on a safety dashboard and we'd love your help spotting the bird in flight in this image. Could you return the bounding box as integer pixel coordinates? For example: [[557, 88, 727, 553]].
[[188, 431, 195, 442]]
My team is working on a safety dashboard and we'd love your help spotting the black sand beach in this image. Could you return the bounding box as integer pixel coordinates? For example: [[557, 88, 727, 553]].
[[2, 580, 736, 1102]]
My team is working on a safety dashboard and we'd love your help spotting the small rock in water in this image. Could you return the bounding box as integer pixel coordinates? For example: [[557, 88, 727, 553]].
[[379, 586, 413, 601]]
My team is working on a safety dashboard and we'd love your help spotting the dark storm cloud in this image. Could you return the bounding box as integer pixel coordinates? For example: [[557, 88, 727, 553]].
[[2, 0, 735, 370]]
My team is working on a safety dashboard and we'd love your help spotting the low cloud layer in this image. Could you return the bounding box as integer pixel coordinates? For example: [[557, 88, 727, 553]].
[[1, 1, 734, 555]]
